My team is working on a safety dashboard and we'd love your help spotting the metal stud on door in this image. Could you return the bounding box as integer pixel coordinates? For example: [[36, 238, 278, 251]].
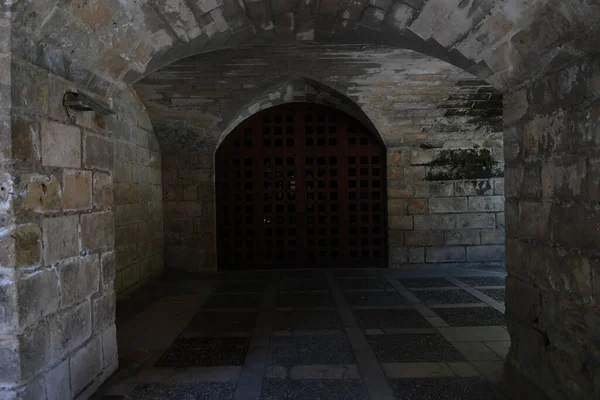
[[216, 103, 387, 270]]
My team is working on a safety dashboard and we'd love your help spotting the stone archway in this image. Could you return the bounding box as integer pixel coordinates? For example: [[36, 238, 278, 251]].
[[1, 1, 600, 399]]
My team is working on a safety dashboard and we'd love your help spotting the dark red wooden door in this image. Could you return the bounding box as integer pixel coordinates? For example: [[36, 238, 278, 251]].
[[215, 103, 387, 270]]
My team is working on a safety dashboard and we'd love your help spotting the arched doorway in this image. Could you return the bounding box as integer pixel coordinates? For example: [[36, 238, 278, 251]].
[[215, 103, 387, 270]]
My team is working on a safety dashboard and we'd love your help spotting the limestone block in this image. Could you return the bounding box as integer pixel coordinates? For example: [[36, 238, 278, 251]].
[[69, 335, 102, 395], [456, 213, 495, 229], [0, 226, 15, 268], [49, 302, 91, 361], [19, 320, 51, 381], [43, 215, 79, 264], [58, 256, 99, 307], [62, 170, 92, 211], [11, 116, 40, 162], [414, 181, 454, 197], [408, 247, 425, 263], [389, 247, 408, 264], [481, 229, 505, 245], [93, 172, 113, 210], [80, 211, 114, 251], [493, 178, 504, 196], [426, 247, 465, 263], [385, 2, 415, 30], [100, 251, 116, 290], [0, 339, 19, 385], [17, 269, 59, 328], [496, 212, 505, 229], [445, 230, 481, 245], [467, 245, 505, 262], [44, 360, 70, 400], [414, 214, 456, 230], [0, 275, 16, 334], [0, 172, 12, 213], [84, 134, 113, 171], [405, 231, 444, 246], [92, 294, 115, 331], [101, 324, 118, 367], [13, 224, 41, 268], [17, 174, 62, 213], [408, 198, 427, 214], [454, 180, 494, 196], [389, 215, 413, 230], [41, 121, 81, 168], [429, 197, 467, 213], [468, 196, 505, 212]]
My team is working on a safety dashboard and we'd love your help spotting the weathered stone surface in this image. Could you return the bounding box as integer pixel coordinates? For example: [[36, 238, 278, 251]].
[[69, 336, 102, 395], [19, 320, 51, 380], [84, 134, 113, 171], [13, 224, 41, 268], [93, 172, 113, 210], [467, 245, 505, 262], [62, 170, 92, 211], [43, 215, 79, 264], [100, 251, 116, 290], [92, 294, 115, 331], [0, 339, 19, 385], [0, 277, 16, 334], [17, 174, 62, 213], [101, 324, 117, 367], [426, 247, 465, 263], [58, 256, 99, 307], [80, 212, 114, 251], [11, 117, 40, 163], [41, 121, 81, 168], [17, 270, 59, 328], [44, 360, 70, 400], [429, 197, 467, 213], [49, 302, 91, 361]]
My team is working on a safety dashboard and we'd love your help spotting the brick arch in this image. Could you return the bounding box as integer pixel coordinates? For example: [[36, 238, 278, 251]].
[[216, 78, 384, 150], [9, 0, 600, 95]]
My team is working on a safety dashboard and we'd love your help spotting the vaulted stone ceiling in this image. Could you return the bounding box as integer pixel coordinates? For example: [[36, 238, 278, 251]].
[[7, 0, 600, 94], [135, 45, 502, 153]]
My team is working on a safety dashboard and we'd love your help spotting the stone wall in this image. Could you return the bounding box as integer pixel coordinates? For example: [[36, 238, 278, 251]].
[[112, 90, 164, 299], [138, 47, 505, 271], [0, 57, 117, 399], [504, 54, 600, 399]]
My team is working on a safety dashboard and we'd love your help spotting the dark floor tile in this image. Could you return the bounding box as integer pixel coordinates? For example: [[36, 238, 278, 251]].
[[339, 277, 392, 291], [155, 337, 250, 367], [279, 279, 330, 292], [390, 377, 504, 400], [269, 335, 354, 366], [367, 333, 465, 363], [458, 276, 505, 287], [214, 280, 267, 294], [413, 290, 481, 305], [276, 292, 336, 308], [334, 269, 381, 278], [354, 309, 432, 330], [274, 310, 344, 331], [261, 379, 368, 400], [184, 312, 258, 335], [344, 291, 407, 307], [398, 278, 455, 288], [280, 270, 328, 279], [480, 289, 505, 302], [127, 383, 235, 400], [201, 294, 263, 309], [434, 307, 506, 327]]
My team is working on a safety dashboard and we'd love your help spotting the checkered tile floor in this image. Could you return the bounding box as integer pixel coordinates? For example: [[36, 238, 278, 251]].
[[94, 269, 509, 400]]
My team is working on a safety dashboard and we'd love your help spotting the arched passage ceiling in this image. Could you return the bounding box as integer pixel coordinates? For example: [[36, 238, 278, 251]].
[[6, 0, 600, 94], [134, 45, 503, 153]]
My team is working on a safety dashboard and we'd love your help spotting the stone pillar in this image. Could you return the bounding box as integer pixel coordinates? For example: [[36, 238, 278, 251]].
[[504, 54, 600, 399], [0, 56, 118, 398]]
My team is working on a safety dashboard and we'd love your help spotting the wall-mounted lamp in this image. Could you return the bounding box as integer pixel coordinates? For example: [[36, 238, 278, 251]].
[[62, 91, 114, 115]]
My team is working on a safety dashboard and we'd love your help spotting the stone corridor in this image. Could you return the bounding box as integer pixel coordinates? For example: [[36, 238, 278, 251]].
[[94, 267, 508, 399]]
